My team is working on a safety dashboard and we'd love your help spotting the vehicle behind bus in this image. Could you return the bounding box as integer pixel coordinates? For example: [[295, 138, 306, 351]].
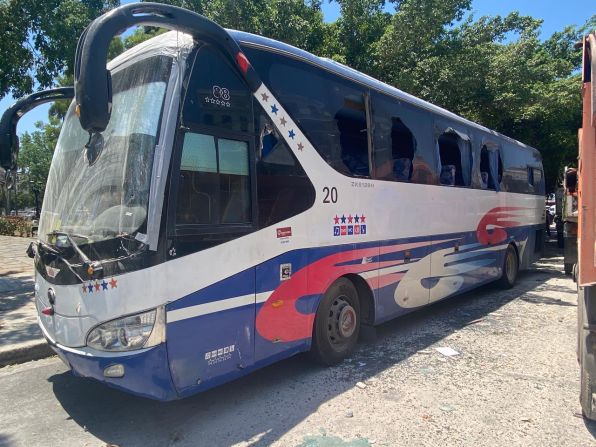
[[577, 32, 596, 420]]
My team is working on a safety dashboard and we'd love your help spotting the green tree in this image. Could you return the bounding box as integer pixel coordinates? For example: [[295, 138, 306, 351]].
[[144, 0, 327, 54], [18, 117, 62, 204], [331, 0, 390, 72], [0, 0, 119, 99]]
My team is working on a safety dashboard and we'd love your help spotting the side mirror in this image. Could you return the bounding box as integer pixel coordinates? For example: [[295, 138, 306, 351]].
[[0, 87, 74, 171]]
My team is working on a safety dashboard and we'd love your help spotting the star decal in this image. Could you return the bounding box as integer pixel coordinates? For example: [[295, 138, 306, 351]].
[[101, 280, 108, 291], [333, 215, 340, 224], [280, 116, 287, 126], [87, 284, 94, 293], [204, 96, 210, 103], [340, 214, 347, 224], [261, 92, 269, 102], [360, 214, 366, 223], [271, 104, 279, 115], [94, 282, 101, 292], [347, 214, 353, 223], [354, 214, 360, 223], [288, 129, 296, 139], [297, 142, 304, 151], [109, 278, 118, 289], [82, 284, 87, 293]]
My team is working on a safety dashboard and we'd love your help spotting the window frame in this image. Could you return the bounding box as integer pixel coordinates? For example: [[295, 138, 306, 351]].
[[168, 123, 258, 238]]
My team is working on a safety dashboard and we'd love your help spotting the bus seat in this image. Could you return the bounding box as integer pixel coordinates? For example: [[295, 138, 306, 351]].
[[480, 171, 489, 189], [394, 158, 411, 181], [440, 165, 456, 186]]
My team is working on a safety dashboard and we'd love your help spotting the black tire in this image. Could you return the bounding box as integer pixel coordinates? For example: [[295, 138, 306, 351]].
[[557, 232, 564, 249], [310, 278, 360, 366], [580, 362, 595, 420], [496, 244, 519, 289], [564, 263, 573, 275]]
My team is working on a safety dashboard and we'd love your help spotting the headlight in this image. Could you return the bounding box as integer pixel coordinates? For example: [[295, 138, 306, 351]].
[[86, 306, 166, 352]]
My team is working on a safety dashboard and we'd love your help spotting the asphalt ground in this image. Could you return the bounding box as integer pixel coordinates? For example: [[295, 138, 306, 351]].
[[0, 239, 594, 446]]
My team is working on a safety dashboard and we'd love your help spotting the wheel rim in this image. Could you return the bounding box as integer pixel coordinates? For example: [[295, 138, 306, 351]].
[[505, 249, 516, 282], [327, 295, 357, 345]]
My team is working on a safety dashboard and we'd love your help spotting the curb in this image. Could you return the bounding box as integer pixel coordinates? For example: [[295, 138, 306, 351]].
[[0, 340, 54, 368]]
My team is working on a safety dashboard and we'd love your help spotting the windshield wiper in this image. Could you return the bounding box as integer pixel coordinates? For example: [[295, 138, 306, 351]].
[[49, 231, 103, 276], [36, 239, 87, 283]]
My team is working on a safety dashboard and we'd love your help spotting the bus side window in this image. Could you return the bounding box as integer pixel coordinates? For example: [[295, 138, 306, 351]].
[[437, 130, 472, 187], [256, 112, 315, 228], [479, 146, 503, 191], [530, 167, 544, 194], [176, 132, 251, 225], [371, 92, 435, 184], [527, 166, 535, 187], [244, 47, 370, 178]]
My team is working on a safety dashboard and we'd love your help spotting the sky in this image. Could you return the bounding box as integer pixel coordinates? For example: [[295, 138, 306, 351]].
[[1, 0, 591, 136]]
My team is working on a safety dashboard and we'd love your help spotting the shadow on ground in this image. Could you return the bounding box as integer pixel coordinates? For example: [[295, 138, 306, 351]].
[[46, 242, 571, 447], [0, 275, 38, 346]]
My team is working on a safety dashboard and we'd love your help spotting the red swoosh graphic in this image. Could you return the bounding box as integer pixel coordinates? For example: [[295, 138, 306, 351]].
[[256, 241, 433, 342], [476, 206, 526, 245]]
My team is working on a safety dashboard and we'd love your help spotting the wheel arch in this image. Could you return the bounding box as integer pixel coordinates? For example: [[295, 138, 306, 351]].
[[341, 273, 375, 326]]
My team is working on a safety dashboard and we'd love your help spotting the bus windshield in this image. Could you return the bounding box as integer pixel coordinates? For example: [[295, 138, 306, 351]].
[[39, 55, 172, 244]]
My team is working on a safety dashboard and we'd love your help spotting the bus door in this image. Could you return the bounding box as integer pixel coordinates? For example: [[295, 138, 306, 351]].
[[166, 43, 259, 392]]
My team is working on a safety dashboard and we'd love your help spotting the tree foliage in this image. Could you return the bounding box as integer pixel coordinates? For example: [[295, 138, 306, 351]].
[[18, 115, 63, 202], [0, 0, 119, 98], [2, 0, 594, 196]]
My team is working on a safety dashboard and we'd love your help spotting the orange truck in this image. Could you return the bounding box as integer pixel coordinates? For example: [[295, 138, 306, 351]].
[[577, 32, 596, 420]]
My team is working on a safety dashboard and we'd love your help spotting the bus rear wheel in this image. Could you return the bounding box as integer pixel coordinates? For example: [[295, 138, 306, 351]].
[[496, 244, 519, 289], [310, 278, 360, 366]]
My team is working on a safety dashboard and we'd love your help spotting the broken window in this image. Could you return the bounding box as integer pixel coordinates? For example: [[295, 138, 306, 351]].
[[255, 112, 315, 228], [437, 129, 472, 187], [371, 93, 434, 183]]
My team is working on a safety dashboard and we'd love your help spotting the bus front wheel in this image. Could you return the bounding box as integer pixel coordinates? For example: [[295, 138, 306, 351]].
[[496, 244, 519, 289], [310, 278, 360, 366]]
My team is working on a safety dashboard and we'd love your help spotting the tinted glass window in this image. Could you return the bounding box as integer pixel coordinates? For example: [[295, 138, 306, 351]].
[[176, 132, 251, 225], [373, 95, 417, 182], [533, 168, 543, 187], [181, 133, 217, 172], [182, 45, 252, 133], [256, 111, 315, 227], [527, 167, 535, 186], [244, 47, 370, 177], [372, 94, 435, 183]]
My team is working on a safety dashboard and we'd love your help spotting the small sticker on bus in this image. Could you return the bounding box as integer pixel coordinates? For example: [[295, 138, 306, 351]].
[[276, 227, 292, 238], [280, 263, 292, 281], [205, 344, 235, 366], [333, 214, 368, 237]]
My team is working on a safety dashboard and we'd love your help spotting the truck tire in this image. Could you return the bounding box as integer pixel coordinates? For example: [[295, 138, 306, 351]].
[[565, 263, 573, 275], [579, 287, 596, 420]]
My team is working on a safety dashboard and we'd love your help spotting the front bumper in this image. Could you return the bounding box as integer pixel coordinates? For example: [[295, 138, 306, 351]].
[[41, 324, 178, 401]]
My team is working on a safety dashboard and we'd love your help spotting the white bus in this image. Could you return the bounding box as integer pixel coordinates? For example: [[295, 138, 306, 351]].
[[0, 3, 545, 400]]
